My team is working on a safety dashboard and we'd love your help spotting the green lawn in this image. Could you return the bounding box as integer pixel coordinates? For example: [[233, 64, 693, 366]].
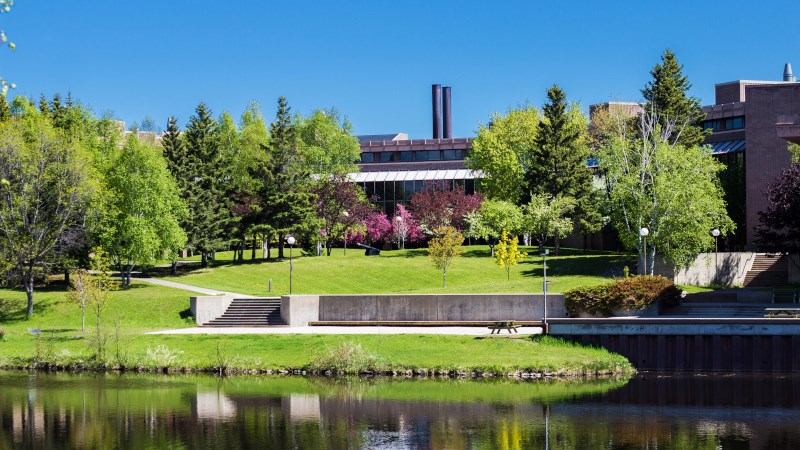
[[0, 246, 637, 374], [165, 245, 634, 296]]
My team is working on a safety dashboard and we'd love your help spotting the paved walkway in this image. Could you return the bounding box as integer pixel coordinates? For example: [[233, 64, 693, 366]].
[[136, 277, 246, 297], [147, 326, 544, 336]]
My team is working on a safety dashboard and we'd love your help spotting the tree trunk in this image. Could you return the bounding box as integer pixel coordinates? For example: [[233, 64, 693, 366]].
[[326, 241, 332, 256], [64, 268, 70, 285], [554, 236, 561, 256], [201, 251, 208, 268], [278, 237, 285, 259], [263, 237, 269, 259], [443, 270, 447, 288], [171, 260, 177, 276], [251, 237, 256, 260], [24, 264, 34, 317], [489, 243, 495, 257]]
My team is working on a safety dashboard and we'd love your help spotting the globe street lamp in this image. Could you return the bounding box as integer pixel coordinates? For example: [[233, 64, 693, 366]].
[[286, 235, 296, 295], [540, 248, 549, 333], [711, 228, 720, 283], [395, 215, 404, 250], [342, 211, 349, 255], [639, 227, 649, 275]]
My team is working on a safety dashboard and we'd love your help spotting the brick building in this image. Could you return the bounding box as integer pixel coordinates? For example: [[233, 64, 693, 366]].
[[701, 64, 800, 249]]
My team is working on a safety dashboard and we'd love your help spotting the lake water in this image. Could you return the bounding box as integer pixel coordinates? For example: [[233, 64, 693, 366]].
[[1, 371, 799, 449]]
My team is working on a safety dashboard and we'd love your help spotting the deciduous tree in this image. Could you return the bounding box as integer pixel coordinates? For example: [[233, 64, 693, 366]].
[[98, 135, 187, 287], [600, 109, 733, 273], [466, 106, 539, 203], [465, 198, 523, 257], [523, 194, 575, 254], [427, 225, 464, 288], [409, 181, 482, 234], [391, 204, 423, 250], [0, 106, 91, 317], [297, 108, 361, 177], [754, 162, 800, 254], [494, 229, 527, 280], [313, 174, 372, 256]]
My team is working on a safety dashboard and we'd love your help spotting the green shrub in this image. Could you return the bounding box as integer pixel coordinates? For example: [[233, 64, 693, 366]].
[[564, 275, 681, 317], [309, 342, 379, 374]]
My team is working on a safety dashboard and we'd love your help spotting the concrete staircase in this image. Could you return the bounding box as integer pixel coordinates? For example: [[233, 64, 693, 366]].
[[743, 254, 788, 287], [202, 298, 285, 327]]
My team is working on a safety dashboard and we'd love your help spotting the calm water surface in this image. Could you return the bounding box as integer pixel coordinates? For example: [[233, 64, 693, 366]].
[[1, 371, 799, 449]]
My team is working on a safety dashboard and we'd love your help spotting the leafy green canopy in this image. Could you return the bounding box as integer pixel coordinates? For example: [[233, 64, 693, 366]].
[[600, 112, 733, 272], [98, 135, 187, 286], [467, 106, 539, 203]]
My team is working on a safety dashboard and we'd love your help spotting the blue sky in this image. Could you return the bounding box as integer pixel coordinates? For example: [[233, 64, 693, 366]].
[[3, 1, 798, 138]]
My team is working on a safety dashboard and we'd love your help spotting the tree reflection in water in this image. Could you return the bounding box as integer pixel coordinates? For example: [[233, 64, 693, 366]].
[[0, 372, 798, 449]]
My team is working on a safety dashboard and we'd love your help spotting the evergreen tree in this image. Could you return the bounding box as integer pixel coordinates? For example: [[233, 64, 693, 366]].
[[526, 84, 600, 253], [0, 93, 10, 121], [261, 97, 317, 258], [37, 94, 50, 115], [641, 49, 706, 148], [50, 92, 64, 123], [183, 103, 234, 267]]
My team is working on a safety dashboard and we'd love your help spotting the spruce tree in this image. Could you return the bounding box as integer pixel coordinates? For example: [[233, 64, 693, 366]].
[[0, 93, 10, 121], [37, 94, 50, 115], [261, 97, 317, 258], [641, 49, 706, 148], [50, 93, 63, 123], [525, 85, 600, 253], [183, 103, 234, 267]]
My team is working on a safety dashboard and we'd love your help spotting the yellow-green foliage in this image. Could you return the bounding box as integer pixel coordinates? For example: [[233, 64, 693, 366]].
[[427, 226, 465, 288], [494, 229, 527, 280]]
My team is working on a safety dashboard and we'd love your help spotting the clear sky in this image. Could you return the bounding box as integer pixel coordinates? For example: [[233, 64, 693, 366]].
[[3, 0, 798, 138]]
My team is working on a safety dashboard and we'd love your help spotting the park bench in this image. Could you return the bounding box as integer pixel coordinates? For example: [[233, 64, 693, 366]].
[[764, 307, 800, 318], [488, 321, 521, 334], [772, 288, 797, 304]]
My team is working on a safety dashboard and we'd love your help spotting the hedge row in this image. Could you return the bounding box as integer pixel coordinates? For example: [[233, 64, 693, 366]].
[[563, 276, 681, 317]]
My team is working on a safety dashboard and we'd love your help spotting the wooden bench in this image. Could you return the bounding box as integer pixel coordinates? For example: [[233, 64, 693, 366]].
[[488, 321, 521, 334], [764, 307, 800, 318]]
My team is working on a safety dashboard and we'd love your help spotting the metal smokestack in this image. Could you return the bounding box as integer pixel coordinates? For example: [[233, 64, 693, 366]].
[[432, 84, 442, 139], [784, 63, 796, 82], [442, 86, 452, 139]]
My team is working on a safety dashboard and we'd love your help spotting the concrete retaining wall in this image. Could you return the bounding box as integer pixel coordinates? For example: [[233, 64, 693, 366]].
[[653, 252, 755, 287], [281, 295, 320, 327], [317, 294, 566, 322], [190, 295, 234, 325]]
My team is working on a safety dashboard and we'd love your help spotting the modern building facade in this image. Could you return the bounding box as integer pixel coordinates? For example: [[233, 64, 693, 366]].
[[352, 85, 479, 214], [701, 64, 800, 249]]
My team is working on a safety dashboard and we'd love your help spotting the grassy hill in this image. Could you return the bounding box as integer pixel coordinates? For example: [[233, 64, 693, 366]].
[[167, 245, 634, 296]]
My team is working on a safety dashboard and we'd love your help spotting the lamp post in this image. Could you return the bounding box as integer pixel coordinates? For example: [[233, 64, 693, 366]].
[[342, 211, 349, 255], [711, 228, 720, 283], [540, 248, 549, 333], [639, 227, 649, 275], [286, 236, 296, 295], [396, 215, 404, 250]]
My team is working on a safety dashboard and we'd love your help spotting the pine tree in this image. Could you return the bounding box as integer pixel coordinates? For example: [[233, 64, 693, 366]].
[[183, 103, 234, 267], [50, 93, 63, 122], [37, 94, 50, 115], [261, 97, 317, 258], [526, 84, 600, 253], [0, 93, 10, 121], [641, 49, 706, 148]]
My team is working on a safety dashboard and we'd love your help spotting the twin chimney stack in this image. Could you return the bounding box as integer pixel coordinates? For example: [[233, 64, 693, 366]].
[[432, 84, 452, 139]]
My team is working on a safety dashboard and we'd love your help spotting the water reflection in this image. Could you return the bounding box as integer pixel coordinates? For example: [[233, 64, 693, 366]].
[[1, 371, 799, 449]]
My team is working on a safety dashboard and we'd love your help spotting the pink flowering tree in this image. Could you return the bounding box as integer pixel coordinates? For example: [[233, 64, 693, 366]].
[[363, 211, 392, 244], [392, 204, 423, 249]]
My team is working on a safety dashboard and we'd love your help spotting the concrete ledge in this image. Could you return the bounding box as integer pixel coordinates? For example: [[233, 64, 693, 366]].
[[190, 295, 234, 326], [281, 295, 320, 327]]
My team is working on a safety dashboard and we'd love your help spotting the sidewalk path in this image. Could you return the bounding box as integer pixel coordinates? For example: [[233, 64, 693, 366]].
[[147, 326, 544, 336], [136, 277, 246, 297]]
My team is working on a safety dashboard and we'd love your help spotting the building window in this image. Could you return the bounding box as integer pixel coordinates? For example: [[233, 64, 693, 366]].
[[702, 116, 745, 132], [442, 149, 463, 160], [399, 151, 412, 161], [361, 153, 375, 163], [379, 152, 393, 162]]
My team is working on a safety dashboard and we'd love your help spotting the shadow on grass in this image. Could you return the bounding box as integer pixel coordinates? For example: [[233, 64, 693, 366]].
[[0, 296, 57, 323], [179, 308, 193, 320], [140, 257, 287, 279], [519, 253, 635, 279]]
